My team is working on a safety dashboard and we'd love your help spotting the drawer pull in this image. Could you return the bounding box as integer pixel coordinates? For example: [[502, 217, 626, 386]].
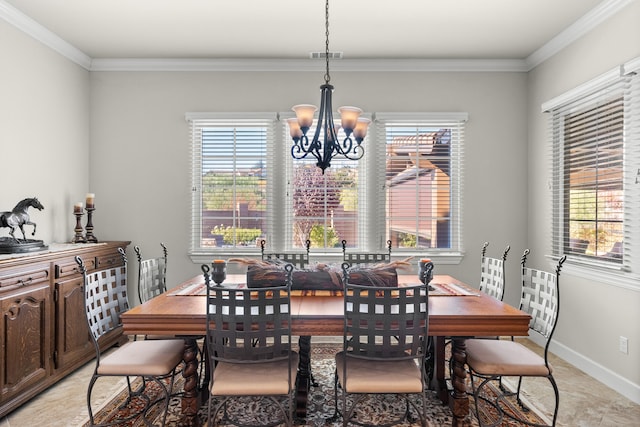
[[17, 277, 33, 286]]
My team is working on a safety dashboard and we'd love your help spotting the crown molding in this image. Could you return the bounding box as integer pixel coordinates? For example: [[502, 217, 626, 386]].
[[525, 0, 635, 70], [89, 57, 529, 72], [2, 0, 631, 73], [0, 0, 91, 69]]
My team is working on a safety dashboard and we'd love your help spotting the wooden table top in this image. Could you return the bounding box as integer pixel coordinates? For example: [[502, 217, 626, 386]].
[[121, 274, 531, 338]]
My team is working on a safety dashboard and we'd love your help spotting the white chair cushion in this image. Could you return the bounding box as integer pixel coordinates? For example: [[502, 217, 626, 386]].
[[465, 339, 553, 376], [97, 339, 184, 376], [211, 351, 299, 396], [335, 351, 423, 394]]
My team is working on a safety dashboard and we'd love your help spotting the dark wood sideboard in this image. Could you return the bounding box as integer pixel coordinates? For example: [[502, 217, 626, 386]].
[[0, 241, 130, 417]]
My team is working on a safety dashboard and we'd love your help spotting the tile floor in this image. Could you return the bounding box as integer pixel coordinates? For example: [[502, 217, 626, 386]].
[[1, 338, 639, 426]]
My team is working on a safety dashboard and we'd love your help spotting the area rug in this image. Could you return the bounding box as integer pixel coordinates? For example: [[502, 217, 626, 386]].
[[80, 343, 548, 426]]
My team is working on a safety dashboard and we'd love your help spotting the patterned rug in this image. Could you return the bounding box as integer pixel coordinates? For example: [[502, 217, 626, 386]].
[[81, 343, 548, 426]]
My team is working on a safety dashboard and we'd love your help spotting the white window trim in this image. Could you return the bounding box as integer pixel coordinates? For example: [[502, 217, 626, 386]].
[[187, 112, 277, 263], [542, 56, 640, 289], [374, 112, 468, 261]]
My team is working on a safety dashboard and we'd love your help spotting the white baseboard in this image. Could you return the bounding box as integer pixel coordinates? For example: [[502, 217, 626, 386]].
[[527, 335, 640, 405]]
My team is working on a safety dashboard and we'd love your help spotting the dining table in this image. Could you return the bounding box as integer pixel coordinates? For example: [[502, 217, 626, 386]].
[[121, 273, 531, 427]]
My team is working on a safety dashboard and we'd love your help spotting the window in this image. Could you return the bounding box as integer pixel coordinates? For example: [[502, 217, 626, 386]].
[[544, 58, 640, 281], [189, 112, 467, 259], [561, 97, 624, 260], [187, 113, 276, 252], [376, 114, 466, 252], [286, 155, 361, 249]]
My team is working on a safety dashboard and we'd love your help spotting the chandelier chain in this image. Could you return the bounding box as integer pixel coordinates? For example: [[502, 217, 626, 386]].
[[324, 0, 330, 84], [289, 0, 368, 173]]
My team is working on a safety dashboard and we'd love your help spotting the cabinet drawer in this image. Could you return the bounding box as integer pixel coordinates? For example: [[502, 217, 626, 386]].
[[96, 253, 124, 269], [0, 265, 50, 292], [55, 257, 95, 279]]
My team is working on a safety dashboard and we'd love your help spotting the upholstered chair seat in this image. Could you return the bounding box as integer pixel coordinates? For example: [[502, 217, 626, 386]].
[[210, 353, 299, 395], [465, 339, 553, 377], [335, 353, 423, 393], [97, 339, 184, 376]]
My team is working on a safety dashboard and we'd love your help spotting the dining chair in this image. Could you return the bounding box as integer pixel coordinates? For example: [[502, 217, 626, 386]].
[[478, 241, 510, 302], [341, 239, 392, 266], [134, 242, 168, 304], [261, 238, 311, 269], [75, 249, 184, 427], [203, 263, 299, 427], [333, 262, 429, 427], [444, 242, 511, 382], [465, 250, 566, 426], [134, 243, 203, 386]]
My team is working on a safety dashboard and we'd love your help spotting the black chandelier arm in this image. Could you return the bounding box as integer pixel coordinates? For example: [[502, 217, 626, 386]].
[[291, 134, 324, 165], [291, 136, 314, 160], [312, 84, 332, 147], [333, 137, 365, 160]]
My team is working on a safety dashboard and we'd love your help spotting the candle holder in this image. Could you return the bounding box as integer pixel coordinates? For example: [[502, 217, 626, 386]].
[[419, 259, 434, 285], [84, 207, 98, 243], [72, 212, 86, 243], [211, 260, 227, 287]]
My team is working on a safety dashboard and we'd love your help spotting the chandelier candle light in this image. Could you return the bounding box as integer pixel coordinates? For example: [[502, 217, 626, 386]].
[[289, 0, 370, 173]]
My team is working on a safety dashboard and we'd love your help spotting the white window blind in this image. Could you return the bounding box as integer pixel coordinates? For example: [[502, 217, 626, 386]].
[[189, 111, 467, 259], [544, 58, 640, 278], [187, 113, 276, 253], [283, 120, 365, 250], [375, 113, 467, 252]]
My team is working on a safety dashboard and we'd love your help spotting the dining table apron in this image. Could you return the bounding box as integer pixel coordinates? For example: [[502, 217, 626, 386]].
[[121, 274, 531, 427]]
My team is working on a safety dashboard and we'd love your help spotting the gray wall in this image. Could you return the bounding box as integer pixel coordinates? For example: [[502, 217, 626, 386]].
[[0, 20, 90, 243], [527, 1, 640, 402], [88, 69, 528, 302]]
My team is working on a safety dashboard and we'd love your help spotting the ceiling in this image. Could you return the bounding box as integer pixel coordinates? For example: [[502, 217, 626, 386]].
[[1, 0, 625, 69]]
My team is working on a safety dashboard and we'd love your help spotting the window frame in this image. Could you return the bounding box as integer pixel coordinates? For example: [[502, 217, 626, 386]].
[[542, 58, 640, 289], [187, 112, 277, 258], [374, 113, 467, 257]]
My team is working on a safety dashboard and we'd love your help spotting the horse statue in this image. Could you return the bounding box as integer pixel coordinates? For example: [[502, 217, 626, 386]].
[[0, 197, 45, 243]]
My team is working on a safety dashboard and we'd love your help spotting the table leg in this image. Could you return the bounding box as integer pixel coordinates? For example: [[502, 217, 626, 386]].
[[431, 336, 449, 404], [450, 337, 469, 426], [180, 338, 201, 427], [295, 335, 312, 420]]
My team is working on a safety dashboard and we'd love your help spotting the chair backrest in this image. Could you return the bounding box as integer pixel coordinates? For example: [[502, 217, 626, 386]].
[[519, 250, 566, 351], [478, 242, 510, 301], [261, 239, 310, 269], [204, 263, 294, 363], [342, 239, 392, 265], [341, 263, 428, 359], [75, 248, 128, 346], [135, 243, 168, 304]]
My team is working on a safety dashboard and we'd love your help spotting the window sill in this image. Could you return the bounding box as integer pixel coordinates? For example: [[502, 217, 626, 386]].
[[545, 255, 640, 292]]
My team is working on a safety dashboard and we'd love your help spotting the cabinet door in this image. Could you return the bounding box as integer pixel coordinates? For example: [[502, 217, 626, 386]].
[[0, 285, 51, 404], [53, 276, 91, 370]]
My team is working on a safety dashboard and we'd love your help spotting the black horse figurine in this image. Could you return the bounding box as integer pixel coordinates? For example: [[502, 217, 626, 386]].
[[0, 197, 45, 243]]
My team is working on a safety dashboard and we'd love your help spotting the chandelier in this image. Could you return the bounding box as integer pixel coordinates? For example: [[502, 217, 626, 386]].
[[288, 0, 370, 174]]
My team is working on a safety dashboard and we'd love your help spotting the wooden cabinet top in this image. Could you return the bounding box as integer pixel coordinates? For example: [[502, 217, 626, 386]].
[[0, 241, 131, 268]]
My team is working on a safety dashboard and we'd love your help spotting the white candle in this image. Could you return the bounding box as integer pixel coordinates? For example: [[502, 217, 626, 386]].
[[85, 193, 95, 209]]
